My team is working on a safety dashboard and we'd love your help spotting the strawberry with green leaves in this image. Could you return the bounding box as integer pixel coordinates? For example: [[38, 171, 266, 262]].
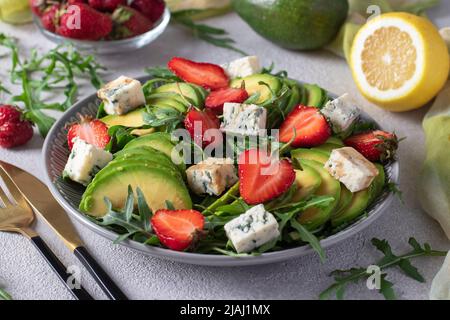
[[344, 130, 399, 162], [111, 5, 153, 39], [57, 3, 113, 40]]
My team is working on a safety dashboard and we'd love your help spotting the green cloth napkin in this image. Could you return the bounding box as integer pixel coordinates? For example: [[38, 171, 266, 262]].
[[326, 0, 441, 60], [419, 81, 450, 240]]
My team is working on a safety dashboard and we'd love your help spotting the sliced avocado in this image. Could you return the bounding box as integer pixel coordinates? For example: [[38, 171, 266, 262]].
[[303, 84, 324, 107], [123, 133, 185, 172], [230, 74, 281, 104], [101, 108, 146, 128], [297, 159, 341, 230], [292, 164, 322, 202], [331, 189, 370, 227], [299, 85, 308, 105], [146, 92, 190, 107], [332, 186, 353, 218], [368, 164, 386, 203], [285, 82, 301, 115], [79, 165, 192, 217], [154, 83, 201, 107], [147, 98, 188, 112], [325, 137, 344, 146], [114, 146, 180, 171], [188, 83, 208, 103], [130, 128, 155, 136], [291, 148, 330, 165], [93, 158, 182, 184], [330, 164, 386, 227], [314, 143, 341, 153]]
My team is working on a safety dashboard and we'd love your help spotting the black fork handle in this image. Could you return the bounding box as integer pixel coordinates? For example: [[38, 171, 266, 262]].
[[30, 236, 93, 300], [74, 246, 128, 300]]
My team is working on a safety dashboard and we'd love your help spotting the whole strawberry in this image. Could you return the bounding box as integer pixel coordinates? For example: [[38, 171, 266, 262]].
[[344, 130, 399, 162], [0, 105, 33, 148], [130, 0, 165, 22], [111, 6, 153, 39], [67, 116, 110, 150], [57, 3, 113, 40], [88, 0, 126, 12], [29, 0, 47, 17], [41, 4, 60, 33]]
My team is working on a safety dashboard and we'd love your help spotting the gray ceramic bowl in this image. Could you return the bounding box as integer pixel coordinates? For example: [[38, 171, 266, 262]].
[[33, 8, 171, 55], [42, 76, 399, 266]]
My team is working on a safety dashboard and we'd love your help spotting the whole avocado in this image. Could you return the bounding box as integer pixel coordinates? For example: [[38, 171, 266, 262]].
[[232, 0, 349, 50]]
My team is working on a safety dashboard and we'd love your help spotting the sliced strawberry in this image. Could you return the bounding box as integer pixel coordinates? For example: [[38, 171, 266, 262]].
[[67, 116, 110, 150], [184, 109, 221, 148], [344, 130, 398, 162], [168, 57, 229, 90], [279, 105, 331, 147], [205, 87, 249, 114], [238, 149, 295, 205], [151, 209, 205, 251]]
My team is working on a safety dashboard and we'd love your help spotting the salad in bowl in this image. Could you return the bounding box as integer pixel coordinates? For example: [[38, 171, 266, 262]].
[[46, 55, 399, 263]]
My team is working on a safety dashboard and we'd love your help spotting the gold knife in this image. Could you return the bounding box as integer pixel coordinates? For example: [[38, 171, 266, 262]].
[[0, 160, 128, 300]]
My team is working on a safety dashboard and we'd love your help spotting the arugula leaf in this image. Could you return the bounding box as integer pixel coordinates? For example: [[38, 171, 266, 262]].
[[0, 287, 12, 300], [95, 187, 154, 244], [0, 34, 105, 137], [319, 237, 447, 300], [145, 67, 180, 81], [105, 125, 136, 153], [143, 106, 184, 132], [290, 219, 326, 262], [171, 13, 247, 55]]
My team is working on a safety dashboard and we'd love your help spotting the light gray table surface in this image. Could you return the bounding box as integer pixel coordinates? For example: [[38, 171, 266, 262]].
[[0, 3, 449, 300]]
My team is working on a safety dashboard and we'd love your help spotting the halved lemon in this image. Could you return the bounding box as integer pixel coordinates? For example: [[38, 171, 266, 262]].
[[350, 12, 449, 112]]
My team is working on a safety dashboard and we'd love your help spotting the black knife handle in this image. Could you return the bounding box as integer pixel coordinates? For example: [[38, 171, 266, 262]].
[[74, 246, 128, 300], [30, 236, 93, 300]]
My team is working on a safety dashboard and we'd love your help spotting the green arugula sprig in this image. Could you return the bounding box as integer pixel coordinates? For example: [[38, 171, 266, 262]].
[[143, 106, 185, 132], [320, 237, 447, 300], [0, 33, 105, 136], [105, 125, 136, 153], [0, 287, 12, 300], [145, 67, 181, 81], [171, 12, 246, 55], [94, 186, 156, 245]]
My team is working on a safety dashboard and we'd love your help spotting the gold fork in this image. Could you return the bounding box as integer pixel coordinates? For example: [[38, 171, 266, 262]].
[[0, 170, 93, 300]]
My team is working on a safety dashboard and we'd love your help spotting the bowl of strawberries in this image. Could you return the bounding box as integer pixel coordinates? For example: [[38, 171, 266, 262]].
[[30, 0, 170, 54]]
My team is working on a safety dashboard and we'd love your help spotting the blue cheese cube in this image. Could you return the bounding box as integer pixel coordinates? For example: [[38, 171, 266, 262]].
[[63, 138, 113, 186], [220, 103, 267, 136], [224, 205, 280, 253], [321, 94, 360, 134], [97, 76, 146, 115], [324, 147, 379, 193], [222, 56, 262, 79], [186, 158, 238, 196]]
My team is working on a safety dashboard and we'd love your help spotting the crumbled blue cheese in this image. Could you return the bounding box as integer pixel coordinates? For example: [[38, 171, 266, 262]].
[[220, 103, 267, 136], [221, 56, 262, 79], [321, 93, 360, 135], [97, 76, 146, 115], [186, 157, 238, 196], [63, 138, 112, 186], [324, 147, 379, 193], [224, 204, 280, 253]]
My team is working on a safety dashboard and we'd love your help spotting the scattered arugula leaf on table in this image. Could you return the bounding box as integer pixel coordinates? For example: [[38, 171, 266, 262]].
[[0, 33, 105, 137], [0, 287, 12, 300], [320, 237, 447, 300], [171, 12, 247, 55]]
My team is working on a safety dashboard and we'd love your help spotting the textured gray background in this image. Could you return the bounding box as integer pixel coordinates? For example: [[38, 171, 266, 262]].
[[0, 3, 449, 300]]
